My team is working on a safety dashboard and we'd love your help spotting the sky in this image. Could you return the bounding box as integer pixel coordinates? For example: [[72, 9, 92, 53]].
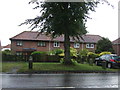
[[0, 0, 119, 46]]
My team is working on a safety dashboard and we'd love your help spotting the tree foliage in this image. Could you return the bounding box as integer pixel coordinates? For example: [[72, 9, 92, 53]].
[[21, 2, 99, 36], [95, 37, 114, 53], [21, 1, 111, 65], [2, 49, 11, 55]]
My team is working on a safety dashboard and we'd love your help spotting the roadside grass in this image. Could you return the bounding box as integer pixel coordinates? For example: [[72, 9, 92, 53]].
[[18, 62, 118, 73], [2, 62, 27, 72], [1, 62, 118, 73]]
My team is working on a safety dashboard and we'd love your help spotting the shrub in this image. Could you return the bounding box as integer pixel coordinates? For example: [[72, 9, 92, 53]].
[[78, 49, 89, 63], [31, 51, 47, 55], [78, 49, 89, 57], [58, 47, 77, 58], [31, 51, 47, 62], [70, 47, 77, 57], [99, 51, 111, 56], [87, 52, 99, 65], [49, 49, 64, 55], [2, 49, 11, 55], [87, 52, 99, 58]]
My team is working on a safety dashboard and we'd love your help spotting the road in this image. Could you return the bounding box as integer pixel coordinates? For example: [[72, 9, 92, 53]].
[[1, 73, 119, 89]]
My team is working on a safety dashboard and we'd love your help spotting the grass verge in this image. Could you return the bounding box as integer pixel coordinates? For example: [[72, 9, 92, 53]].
[[2, 62, 27, 72], [1, 62, 118, 73]]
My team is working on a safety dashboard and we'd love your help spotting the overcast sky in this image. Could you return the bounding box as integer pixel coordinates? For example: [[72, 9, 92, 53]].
[[0, 0, 118, 46]]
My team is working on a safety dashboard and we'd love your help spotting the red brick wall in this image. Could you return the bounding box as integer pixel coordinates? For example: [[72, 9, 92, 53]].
[[11, 40, 97, 54], [112, 44, 120, 56], [70, 42, 96, 52]]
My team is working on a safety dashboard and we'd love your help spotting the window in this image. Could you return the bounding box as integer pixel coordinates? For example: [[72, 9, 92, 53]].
[[105, 55, 111, 61], [74, 43, 80, 48], [100, 55, 106, 60], [86, 44, 94, 48], [16, 52, 22, 55], [53, 41, 60, 47], [38, 41, 46, 47], [16, 41, 23, 46]]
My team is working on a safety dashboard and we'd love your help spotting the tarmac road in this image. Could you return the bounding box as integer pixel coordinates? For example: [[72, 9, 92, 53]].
[[1, 73, 119, 90]]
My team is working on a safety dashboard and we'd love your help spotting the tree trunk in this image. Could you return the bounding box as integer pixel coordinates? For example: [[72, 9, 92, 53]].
[[63, 33, 73, 65]]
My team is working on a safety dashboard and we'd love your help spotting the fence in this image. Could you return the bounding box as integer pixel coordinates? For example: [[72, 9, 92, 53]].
[[2, 55, 29, 62], [2, 54, 61, 62]]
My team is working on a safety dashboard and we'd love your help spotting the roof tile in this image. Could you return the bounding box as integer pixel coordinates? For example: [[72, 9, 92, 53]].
[[10, 31, 102, 43]]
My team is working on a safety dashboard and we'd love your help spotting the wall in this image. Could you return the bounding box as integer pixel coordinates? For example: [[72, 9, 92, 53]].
[[11, 40, 97, 54], [112, 44, 120, 56]]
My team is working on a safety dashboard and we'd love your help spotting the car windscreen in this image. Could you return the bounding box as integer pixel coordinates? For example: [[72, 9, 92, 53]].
[[112, 56, 120, 61]]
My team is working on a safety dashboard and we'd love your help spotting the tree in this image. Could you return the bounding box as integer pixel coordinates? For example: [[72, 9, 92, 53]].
[[2, 49, 11, 55], [21, 1, 111, 65], [95, 37, 114, 53]]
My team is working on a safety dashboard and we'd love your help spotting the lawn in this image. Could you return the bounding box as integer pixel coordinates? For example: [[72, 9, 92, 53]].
[[2, 62, 27, 72], [1, 62, 118, 73]]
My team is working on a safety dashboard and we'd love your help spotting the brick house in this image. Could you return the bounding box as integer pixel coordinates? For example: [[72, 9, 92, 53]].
[[10, 31, 102, 55], [112, 38, 120, 56], [1, 44, 11, 51]]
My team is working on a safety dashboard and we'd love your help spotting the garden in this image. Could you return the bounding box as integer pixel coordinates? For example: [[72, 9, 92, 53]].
[[1, 48, 119, 73]]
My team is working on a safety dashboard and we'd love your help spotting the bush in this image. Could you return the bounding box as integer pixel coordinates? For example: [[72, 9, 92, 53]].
[[78, 49, 89, 63], [99, 51, 111, 56], [87, 52, 99, 58], [87, 52, 99, 65], [48, 49, 64, 55], [78, 49, 89, 57], [31, 51, 47, 62], [70, 47, 77, 57], [31, 51, 47, 55], [58, 47, 77, 58], [2, 49, 11, 55]]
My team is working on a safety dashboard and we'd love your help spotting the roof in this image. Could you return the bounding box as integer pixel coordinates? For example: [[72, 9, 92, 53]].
[[112, 38, 120, 44], [10, 31, 102, 43], [3, 44, 11, 48]]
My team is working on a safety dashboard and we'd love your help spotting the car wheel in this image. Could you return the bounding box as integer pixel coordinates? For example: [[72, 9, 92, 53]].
[[107, 63, 112, 68], [95, 61, 98, 65]]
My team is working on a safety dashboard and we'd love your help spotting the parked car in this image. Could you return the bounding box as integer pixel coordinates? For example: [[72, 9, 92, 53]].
[[95, 54, 120, 68]]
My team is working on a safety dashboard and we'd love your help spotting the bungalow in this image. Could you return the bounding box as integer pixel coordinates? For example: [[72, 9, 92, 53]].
[[112, 38, 120, 56], [10, 31, 102, 55]]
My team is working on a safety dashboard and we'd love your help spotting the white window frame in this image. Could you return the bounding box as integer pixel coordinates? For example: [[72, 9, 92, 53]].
[[91, 44, 94, 48], [86, 44, 89, 48], [53, 41, 60, 47], [38, 41, 46, 47], [74, 43, 80, 48], [86, 44, 94, 48], [16, 41, 23, 46]]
